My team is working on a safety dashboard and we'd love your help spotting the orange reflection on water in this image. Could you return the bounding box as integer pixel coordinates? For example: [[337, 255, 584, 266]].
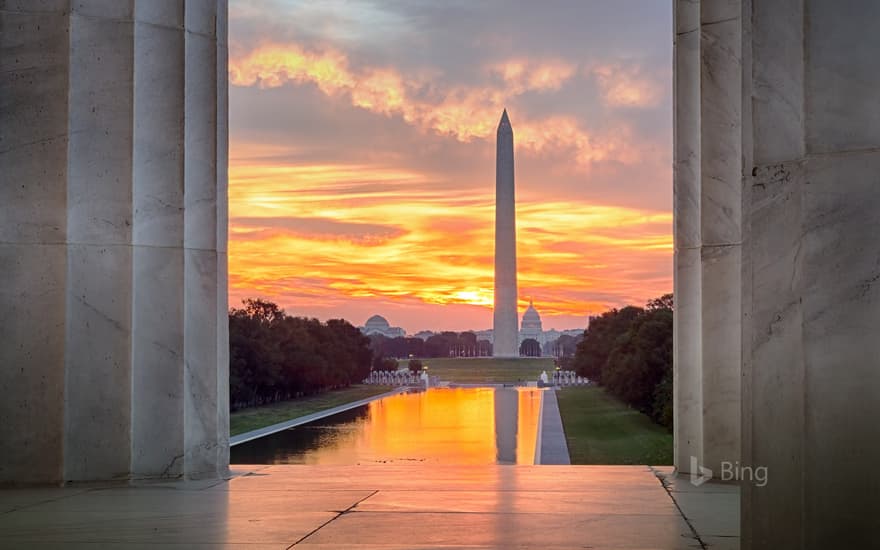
[[516, 389, 541, 464], [233, 387, 545, 465], [366, 387, 498, 464]]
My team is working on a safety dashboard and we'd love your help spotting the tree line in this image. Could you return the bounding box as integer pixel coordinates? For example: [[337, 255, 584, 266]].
[[229, 299, 373, 410], [570, 294, 673, 429], [544, 334, 581, 357], [370, 331, 581, 359], [369, 331, 493, 359]]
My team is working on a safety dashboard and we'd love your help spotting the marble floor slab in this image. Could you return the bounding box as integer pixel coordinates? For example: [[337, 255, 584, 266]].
[[0, 465, 739, 549]]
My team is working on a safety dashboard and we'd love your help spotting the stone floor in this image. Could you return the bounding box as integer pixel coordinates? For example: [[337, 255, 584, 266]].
[[0, 465, 739, 549]]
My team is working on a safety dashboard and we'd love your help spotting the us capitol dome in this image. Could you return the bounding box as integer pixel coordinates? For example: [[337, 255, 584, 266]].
[[359, 314, 406, 338], [519, 300, 545, 345]]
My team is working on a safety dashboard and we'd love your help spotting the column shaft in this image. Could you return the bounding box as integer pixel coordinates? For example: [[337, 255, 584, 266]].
[[744, 0, 880, 547], [673, 0, 743, 475], [0, 4, 70, 484], [131, 0, 187, 478], [0, 0, 228, 484], [64, 3, 136, 480], [698, 0, 742, 474], [672, 0, 703, 472]]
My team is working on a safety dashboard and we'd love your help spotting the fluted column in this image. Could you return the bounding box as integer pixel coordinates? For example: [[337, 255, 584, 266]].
[[0, 2, 71, 483], [743, 1, 880, 547], [130, 0, 187, 479], [672, 0, 703, 472], [698, 0, 742, 474], [678, 0, 880, 546], [673, 0, 742, 476], [0, 0, 228, 483]]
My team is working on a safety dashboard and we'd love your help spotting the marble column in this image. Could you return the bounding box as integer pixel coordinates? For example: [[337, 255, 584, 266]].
[[678, 0, 880, 546], [673, 0, 742, 476], [742, 1, 880, 547], [0, 0, 228, 484], [697, 0, 742, 475], [672, 0, 703, 472]]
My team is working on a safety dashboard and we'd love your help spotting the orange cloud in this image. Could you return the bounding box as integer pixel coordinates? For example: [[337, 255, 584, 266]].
[[492, 59, 576, 93], [227, 152, 672, 326], [591, 63, 665, 108], [229, 43, 635, 167]]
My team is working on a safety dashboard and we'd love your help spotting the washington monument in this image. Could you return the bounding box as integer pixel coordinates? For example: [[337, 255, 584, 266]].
[[493, 109, 518, 357]]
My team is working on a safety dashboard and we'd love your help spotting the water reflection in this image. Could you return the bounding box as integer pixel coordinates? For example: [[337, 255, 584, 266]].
[[231, 387, 543, 465], [494, 388, 518, 464]]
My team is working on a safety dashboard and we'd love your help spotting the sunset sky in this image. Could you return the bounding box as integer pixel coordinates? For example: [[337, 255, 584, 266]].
[[228, 1, 672, 333]]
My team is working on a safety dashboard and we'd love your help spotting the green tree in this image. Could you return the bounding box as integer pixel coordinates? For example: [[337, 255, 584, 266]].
[[602, 307, 672, 420], [425, 334, 450, 357], [647, 293, 674, 311], [372, 355, 398, 371], [573, 306, 644, 384], [568, 294, 674, 429], [229, 299, 376, 410]]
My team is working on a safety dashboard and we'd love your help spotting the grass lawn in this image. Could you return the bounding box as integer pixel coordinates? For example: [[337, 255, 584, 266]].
[[230, 385, 393, 436], [556, 386, 673, 465], [399, 357, 554, 383]]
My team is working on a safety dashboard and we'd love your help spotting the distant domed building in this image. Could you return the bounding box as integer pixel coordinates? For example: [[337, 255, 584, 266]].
[[359, 314, 405, 338], [519, 300, 545, 345]]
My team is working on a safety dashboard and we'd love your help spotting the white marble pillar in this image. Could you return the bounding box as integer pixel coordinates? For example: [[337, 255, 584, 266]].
[[0, 2, 71, 483], [673, 0, 742, 476], [0, 0, 228, 483], [678, 0, 880, 546], [697, 0, 742, 474], [742, 1, 880, 547], [672, 0, 703, 472], [131, 0, 186, 479]]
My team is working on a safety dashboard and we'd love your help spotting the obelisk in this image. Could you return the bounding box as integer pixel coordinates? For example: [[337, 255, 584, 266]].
[[493, 109, 519, 357]]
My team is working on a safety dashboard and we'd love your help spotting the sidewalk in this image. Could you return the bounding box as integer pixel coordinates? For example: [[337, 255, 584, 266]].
[[537, 389, 572, 465]]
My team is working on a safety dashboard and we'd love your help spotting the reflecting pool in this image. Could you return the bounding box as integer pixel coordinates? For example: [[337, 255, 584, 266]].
[[231, 387, 544, 465]]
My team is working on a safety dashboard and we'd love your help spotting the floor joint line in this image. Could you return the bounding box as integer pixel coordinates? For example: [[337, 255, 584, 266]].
[[649, 467, 708, 550], [287, 489, 380, 548]]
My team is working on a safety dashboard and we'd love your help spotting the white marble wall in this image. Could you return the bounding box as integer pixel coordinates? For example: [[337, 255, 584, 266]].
[[0, 0, 228, 483]]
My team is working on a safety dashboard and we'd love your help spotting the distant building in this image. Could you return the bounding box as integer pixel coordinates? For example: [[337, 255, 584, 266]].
[[475, 329, 494, 343], [359, 315, 405, 338], [519, 300, 544, 345], [412, 330, 435, 341], [453, 302, 583, 353]]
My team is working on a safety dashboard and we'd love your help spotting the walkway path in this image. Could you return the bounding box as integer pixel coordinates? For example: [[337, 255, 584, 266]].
[[230, 388, 405, 446], [537, 389, 572, 464]]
